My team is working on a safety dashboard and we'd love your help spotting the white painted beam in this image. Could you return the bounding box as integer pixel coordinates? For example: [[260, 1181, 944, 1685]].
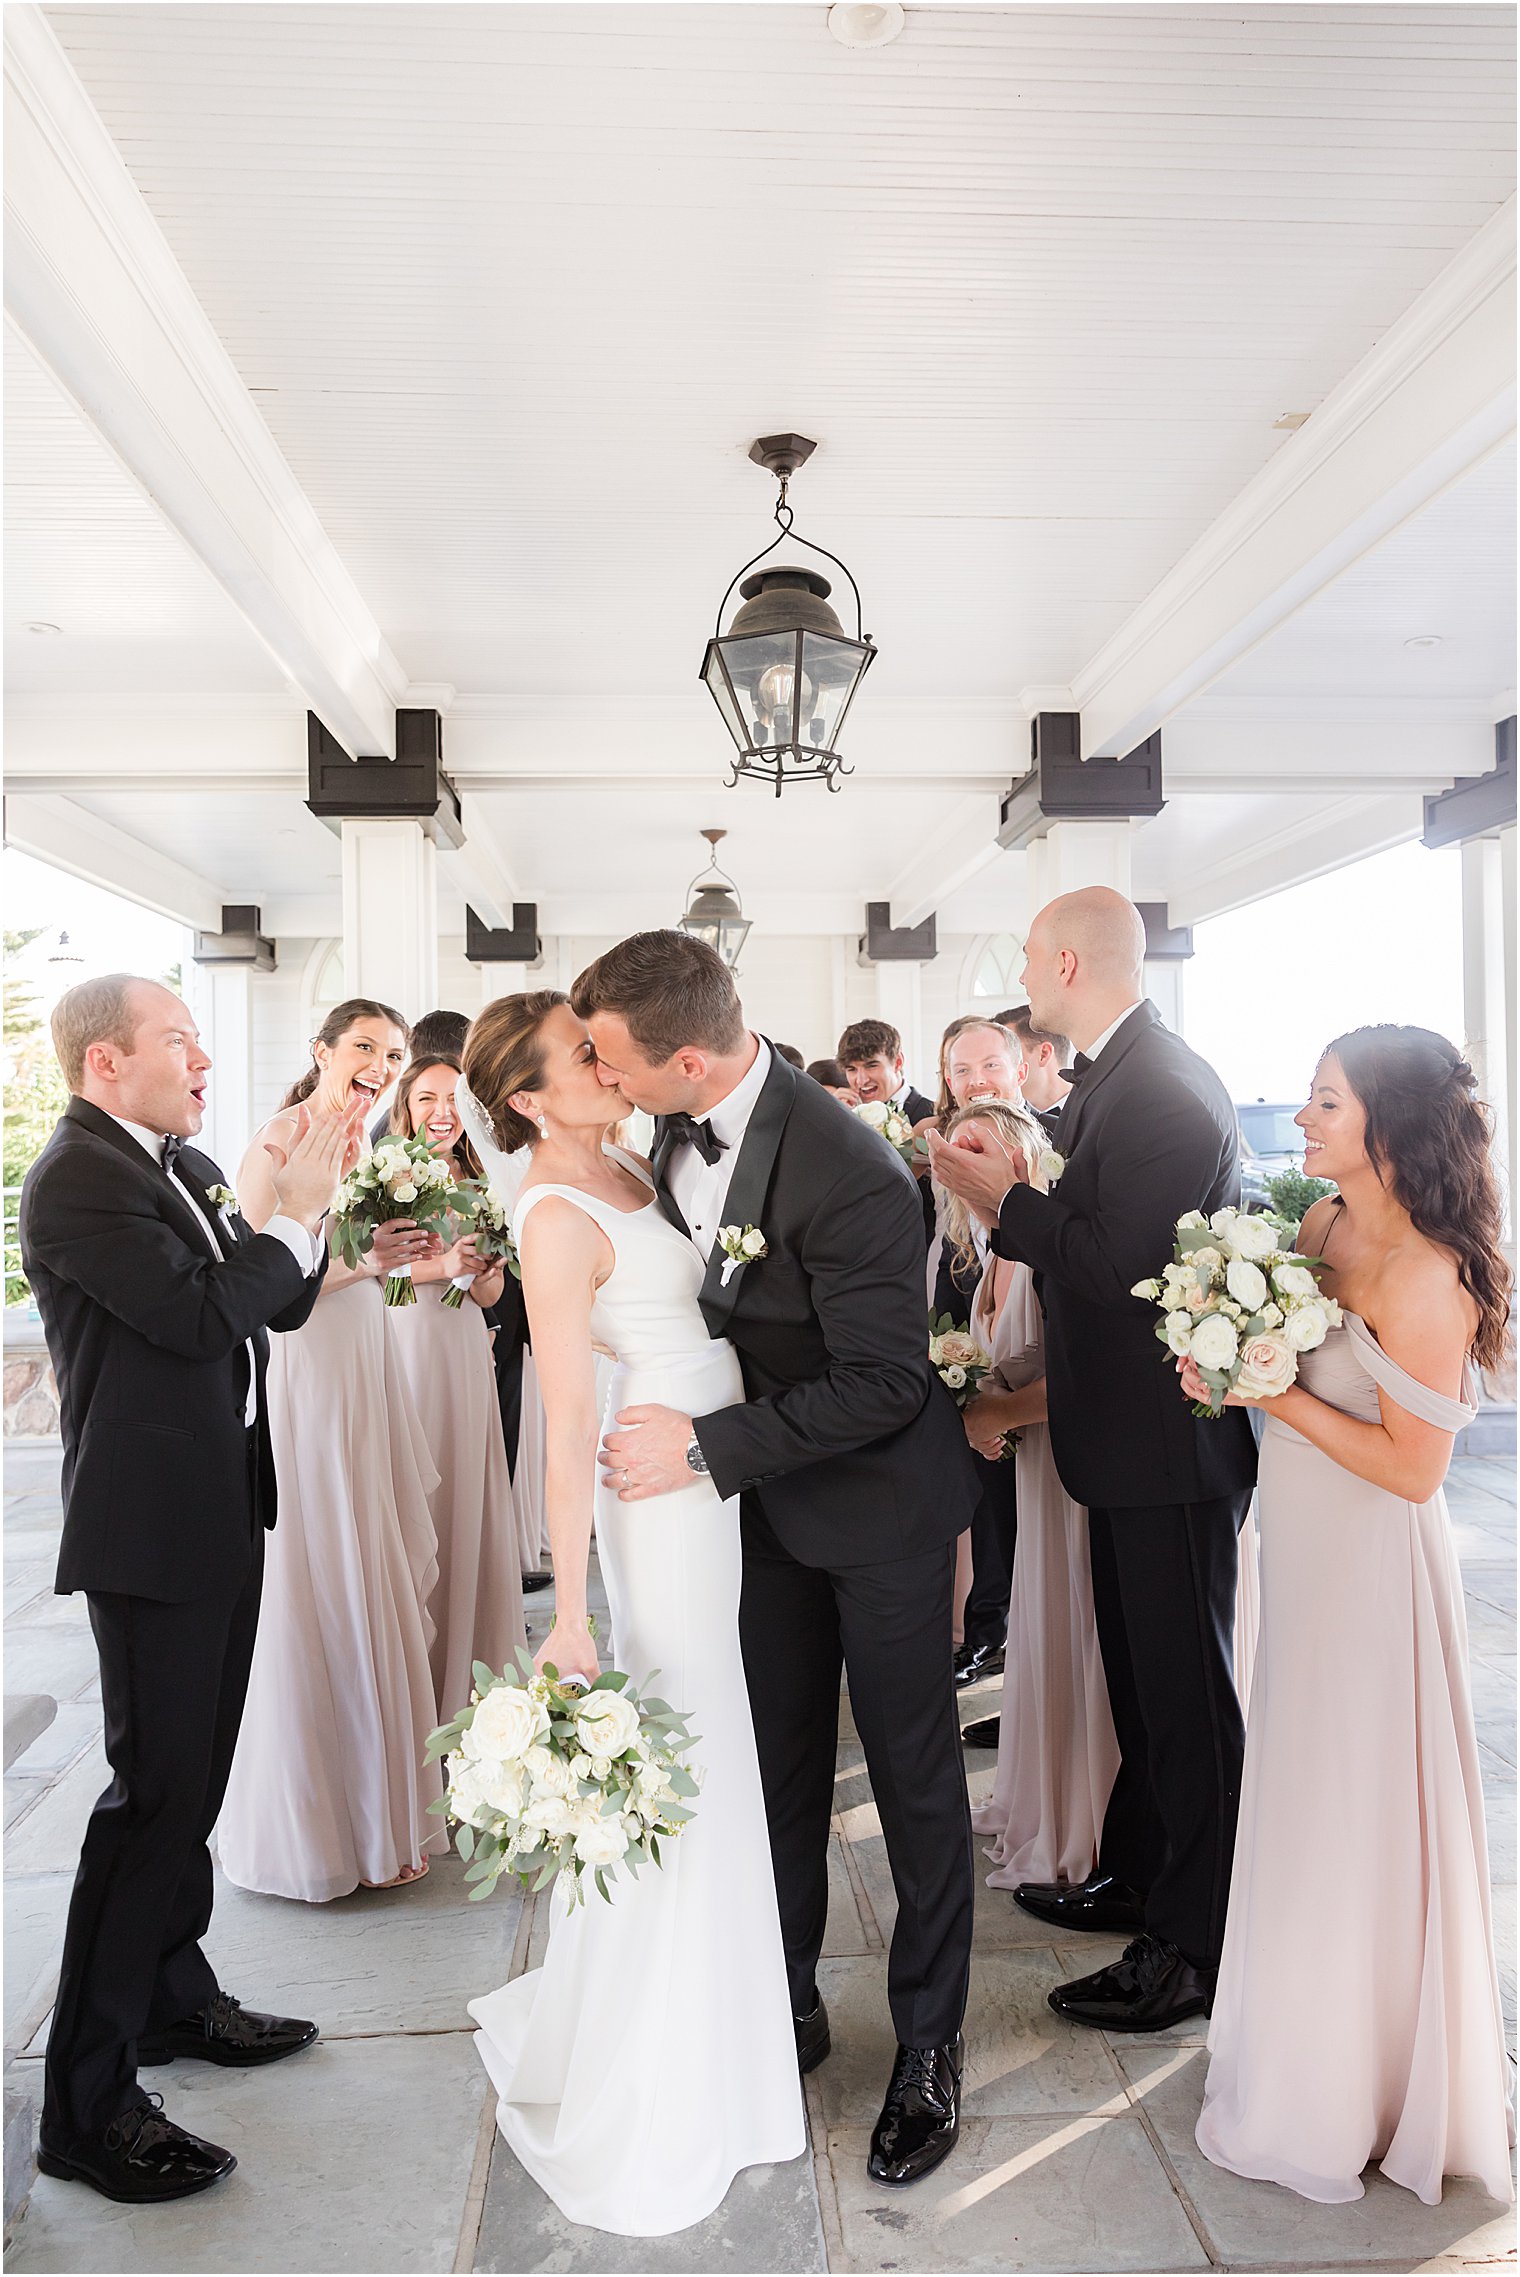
[[3, 792, 222, 930], [885, 792, 1004, 931], [1164, 794, 1426, 930], [1071, 203, 1517, 758], [3, 6, 403, 759], [437, 796, 522, 932]]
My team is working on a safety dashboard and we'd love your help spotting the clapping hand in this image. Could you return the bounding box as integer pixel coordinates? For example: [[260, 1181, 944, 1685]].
[[925, 1121, 1028, 1228], [265, 1100, 368, 1230]]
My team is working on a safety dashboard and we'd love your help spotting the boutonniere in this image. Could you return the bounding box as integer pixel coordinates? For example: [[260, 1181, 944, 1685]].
[[1038, 1149, 1065, 1189], [716, 1223, 768, 1288], [206, 1184, 239, 1217]]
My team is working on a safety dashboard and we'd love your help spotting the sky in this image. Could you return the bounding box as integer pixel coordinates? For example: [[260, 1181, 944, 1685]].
[[1185, 838, 1466, 1104], [3, 837, 1469, 1111]]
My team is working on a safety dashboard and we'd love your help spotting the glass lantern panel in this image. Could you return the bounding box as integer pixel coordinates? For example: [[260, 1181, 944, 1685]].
[[702, 645, 749, 755], [799, 633, 870, 752], [714, 631, 803, 749]]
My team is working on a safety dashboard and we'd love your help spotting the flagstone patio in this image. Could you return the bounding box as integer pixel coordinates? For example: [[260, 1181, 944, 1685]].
[[4, 1440, 1514, 2274]]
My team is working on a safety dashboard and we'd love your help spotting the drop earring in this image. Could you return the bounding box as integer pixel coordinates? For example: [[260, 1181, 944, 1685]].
[[537, 1114, 548, 1139]]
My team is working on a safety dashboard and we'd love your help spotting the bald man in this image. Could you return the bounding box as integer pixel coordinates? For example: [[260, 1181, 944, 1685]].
[[930, 890, 1257, 2035]]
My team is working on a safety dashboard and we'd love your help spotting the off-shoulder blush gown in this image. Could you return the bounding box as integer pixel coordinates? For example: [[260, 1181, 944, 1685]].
[[386, 1280, 526, 1720], [468, 1151, 804, 2236], [1197, 1314, 1513, 2206], [970, 1258, 1120, 1886], [218, 1276, 448, 1900]]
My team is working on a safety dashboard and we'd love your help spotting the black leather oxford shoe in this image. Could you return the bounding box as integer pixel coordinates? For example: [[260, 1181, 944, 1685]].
[[794, 1995, 831, 2075], [952, 1641, 1005, 1687], [1048, 1934, 1214, 2033], [867, 2035, 963, 2186], [138, 1990, 318, 2069], [521, 1571, 554, 1594], [1013, 1872, 1146, 1934], [960, 1716, 1000, 1747], [38, 2094, 236, 2204]]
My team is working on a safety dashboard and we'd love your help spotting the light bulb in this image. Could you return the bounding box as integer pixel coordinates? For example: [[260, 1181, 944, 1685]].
[[757, 661, 815, 720]]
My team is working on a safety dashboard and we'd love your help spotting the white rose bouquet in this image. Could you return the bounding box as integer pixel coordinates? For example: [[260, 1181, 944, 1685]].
[[852, 1098, 921, 1165], [330, 1135, 473, 1306], [1131, 1206, 1341, 1417], [440, 1179, 521, 1309], [929, 1311, 1016, 1458], [425, 1643, 702, 1908]]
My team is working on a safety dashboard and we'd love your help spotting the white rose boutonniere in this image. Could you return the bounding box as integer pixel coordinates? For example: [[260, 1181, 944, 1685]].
[[716, 1223, 768, 1288], [206, 1184, 239, 1218], [1037, 1148, 1065, 1189]]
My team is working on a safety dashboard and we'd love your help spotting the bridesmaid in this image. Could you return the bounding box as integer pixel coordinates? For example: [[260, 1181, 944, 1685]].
[[1194, 1026, 1513, 2207], [942, 1101, 1121, 1888], [385, 1054, 527, 1719], [219, 1000, 448, 1900]]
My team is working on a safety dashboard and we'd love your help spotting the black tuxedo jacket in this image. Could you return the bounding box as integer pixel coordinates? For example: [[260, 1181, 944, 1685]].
[[992, 1003, 1258, 1510], [19, 1098, 324, 1603], [657, 1049, 977, 1568]]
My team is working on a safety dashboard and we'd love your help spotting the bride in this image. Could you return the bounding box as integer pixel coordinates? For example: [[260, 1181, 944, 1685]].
[[456, 991, 805, 2237]]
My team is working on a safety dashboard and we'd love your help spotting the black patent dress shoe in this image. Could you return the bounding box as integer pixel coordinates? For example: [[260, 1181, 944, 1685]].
[[1013, 1872, 1146, 1933], [521, 1571, 554, 1594], [138, 1990, 318, 2068], [38, 2093, 236, 2204], [867, 2035, 963, 2186], [952, 1641, 1005, 1687], [961, 1715, 1000, 1747], [1048, 1933, 1214, 2033], [794, 1996, 831, 2075]]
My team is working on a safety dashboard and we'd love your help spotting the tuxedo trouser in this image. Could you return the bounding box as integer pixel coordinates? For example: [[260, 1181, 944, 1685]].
[[961, 1450, 1018, 1654], [1086, 1495, 1250, 1971], [739, 1501, 975, 2049], [42, 1464, 264, 2145]]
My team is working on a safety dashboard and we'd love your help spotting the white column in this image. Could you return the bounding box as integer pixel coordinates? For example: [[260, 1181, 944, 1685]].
[[476, 962, 532, 1012], [1143, 959, 1186, 1033], [184, 960, 253, 1174], [1027, 820, 1133, 906], [340, 819, 437, 1017], [1462, 831, 1513, 1238]]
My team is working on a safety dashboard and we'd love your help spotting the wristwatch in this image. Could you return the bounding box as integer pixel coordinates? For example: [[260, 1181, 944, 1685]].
[[685, 1435, 711, 1477]]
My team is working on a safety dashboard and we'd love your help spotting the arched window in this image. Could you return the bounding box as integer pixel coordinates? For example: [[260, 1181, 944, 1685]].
[[964, 932, 1023, 1005]]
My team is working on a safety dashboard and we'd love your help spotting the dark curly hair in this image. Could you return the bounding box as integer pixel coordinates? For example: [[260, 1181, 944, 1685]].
[[1328, 1024, 1512, 1374]]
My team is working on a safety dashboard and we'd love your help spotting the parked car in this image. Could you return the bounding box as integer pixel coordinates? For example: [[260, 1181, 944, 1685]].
[[1238, 1149, 1273, 1214], [1236, 1101, 1306, 1177]]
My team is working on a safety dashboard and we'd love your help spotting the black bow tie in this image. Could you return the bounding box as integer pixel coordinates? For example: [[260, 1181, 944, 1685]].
[[665, 1112, 726, 1168], [161, 1135, 186, 1177], [1058, 1052, 1094, 1088]]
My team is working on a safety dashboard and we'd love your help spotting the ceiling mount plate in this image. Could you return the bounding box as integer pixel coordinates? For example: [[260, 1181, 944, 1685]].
[[748, 434, 817, 481]]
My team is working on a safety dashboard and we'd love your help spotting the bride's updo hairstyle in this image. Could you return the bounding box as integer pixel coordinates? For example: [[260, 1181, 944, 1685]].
[[281, 997, 408, 1109], [939, 1097, 1049, 1278], [462, 991, 570, 1150], [1328, 1023, 1512, 1374]]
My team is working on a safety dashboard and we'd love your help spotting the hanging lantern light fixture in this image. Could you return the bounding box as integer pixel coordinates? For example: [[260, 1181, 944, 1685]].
[[700, 435, 876, 796], [677, 829, 751, 971]]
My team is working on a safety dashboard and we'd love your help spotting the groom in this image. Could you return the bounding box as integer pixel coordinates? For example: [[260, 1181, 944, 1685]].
[[575, 933, 978, 2188]]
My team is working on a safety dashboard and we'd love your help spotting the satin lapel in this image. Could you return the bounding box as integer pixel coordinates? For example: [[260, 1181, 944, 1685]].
[[650, 1119, 692, 1237], [177, 1146, 240, 1259], [63, 1097, 224, 1257], [697, 1050, 797, 1338], [1054, 1001, 1161, 1159]]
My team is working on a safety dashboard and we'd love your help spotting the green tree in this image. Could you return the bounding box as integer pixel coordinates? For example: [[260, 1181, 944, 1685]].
[[1267, 1165, 1335, 1235], [4, 929, 69, 1303]]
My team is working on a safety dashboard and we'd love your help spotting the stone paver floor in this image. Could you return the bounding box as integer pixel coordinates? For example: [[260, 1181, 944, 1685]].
[[4, 1441, 1514, 2272]]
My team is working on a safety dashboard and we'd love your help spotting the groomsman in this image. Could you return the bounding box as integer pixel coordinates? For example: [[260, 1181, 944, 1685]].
[[932, 892, 1257, 2033], [998, 1005, 1073, 1128], [837, 1020, 935, 1127], [20, 978, 348, 2203]]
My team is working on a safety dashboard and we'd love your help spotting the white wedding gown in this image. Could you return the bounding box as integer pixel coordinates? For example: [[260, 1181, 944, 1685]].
[[467, 1150, 805, 2236]]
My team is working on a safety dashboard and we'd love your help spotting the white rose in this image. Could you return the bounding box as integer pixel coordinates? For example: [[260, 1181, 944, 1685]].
[[569, 1753, 593, 1781], [1164, 1310, 1194, 1357], [936, 1331, 981, 1368], [1131, 1278, 1163, 1301], [1177, 1210, 1207, 1231], [1189, 1246, 1224, 1284], [1225, 1259, 1268, 1311], [857, 1102, 889, 1130], [1221, 1213, 1279, 1262], [1038, 1148, 1065, 1186], [1273, 1263, 1318, 1301], [590, 1755, 611, 1781], [1189, 1313, 1240, 1373], [740, 1227, 767, 1258], [942, 1363, 967, 1390], [522, 1792, 576, 1840], [1282, 1300, 1331, 1352], [1234, 1332, 1297, 1399], [476, 1759, 525, 1818], [465, 1684, 546, 1763], [523, 1745, 578, 1800], [636, 1760, 671, 1796], [572, 1688, 643, 1759], [1261, 1302, 1284, 1328], [391, 1180, 419, 1204], [448, 1762, 498, 1831], [574, 1814, 630, 1867]]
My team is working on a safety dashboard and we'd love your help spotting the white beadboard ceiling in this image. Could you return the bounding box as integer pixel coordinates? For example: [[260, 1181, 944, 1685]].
[[5, 2, 1515, 930]]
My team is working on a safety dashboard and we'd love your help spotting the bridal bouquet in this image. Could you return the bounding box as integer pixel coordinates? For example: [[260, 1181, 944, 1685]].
[[1132, 1206, 1341, 1417], [852, 1098, 921, 1165], [426, 1648, 702, 1908], [331, 1135, 472, 1305], [440, 1180, 520, 1309]]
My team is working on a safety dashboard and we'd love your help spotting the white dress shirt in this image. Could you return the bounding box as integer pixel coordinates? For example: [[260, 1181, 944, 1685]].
[[110, 1116, 321, 1425], [666, 1036, 773, 1260], [1081, 1001, 1146, 1069]]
